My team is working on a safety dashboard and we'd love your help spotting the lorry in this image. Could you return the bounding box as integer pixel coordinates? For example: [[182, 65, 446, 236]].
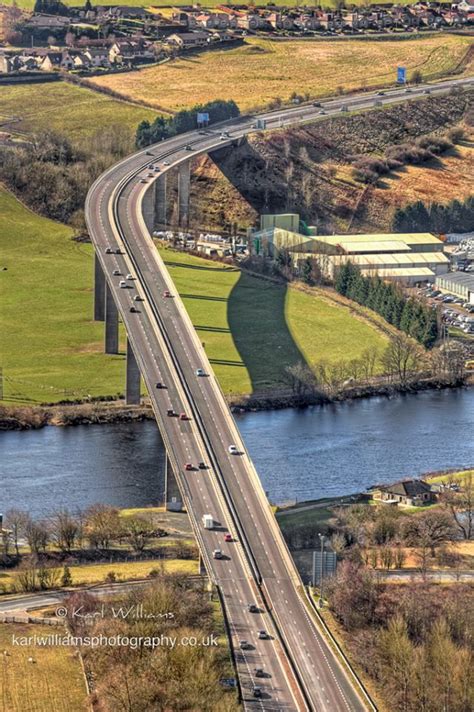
[[202, 514, 214, 530]]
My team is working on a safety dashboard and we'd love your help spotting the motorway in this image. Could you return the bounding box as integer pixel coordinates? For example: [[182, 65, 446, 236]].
[[85, 75, 473, 712]]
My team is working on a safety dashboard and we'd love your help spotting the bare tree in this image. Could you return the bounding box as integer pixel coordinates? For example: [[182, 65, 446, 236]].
[[24, 516, 49, 555], [440, 472, 473, 540], [4, 509, 29, 556], [50, 509, 79, 553], [381, 334, 423, 386]]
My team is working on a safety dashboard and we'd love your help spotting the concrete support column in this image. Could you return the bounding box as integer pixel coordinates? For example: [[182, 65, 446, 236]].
[[126, 338, 140, 405], [178, 160, 190, 228], [94, 252, 105, 322], [105, 281, 119, 355], [155, 173, 167, 228], [165, 456, 182, 511], [142, 181, 155, 236]]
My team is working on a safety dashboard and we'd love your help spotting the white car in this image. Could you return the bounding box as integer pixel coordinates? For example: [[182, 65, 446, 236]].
[[163, 160, 170, 166], [228, 445, 238, 455], [126, 274, 134, 280], [119, 280, 127, 288], [196, 368, 205, 377]]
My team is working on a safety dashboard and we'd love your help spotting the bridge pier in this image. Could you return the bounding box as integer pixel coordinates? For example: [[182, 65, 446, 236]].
[[126, 338, 141, 405], [94, 253, 105, 322], [178, 160, 190, 228], [155, 173, 167, 228], [105, 281, 119, 354], [164, 455, 183, 511]]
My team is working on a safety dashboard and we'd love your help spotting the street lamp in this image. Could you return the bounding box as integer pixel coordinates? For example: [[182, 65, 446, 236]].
[[318, 533, 325, 608]]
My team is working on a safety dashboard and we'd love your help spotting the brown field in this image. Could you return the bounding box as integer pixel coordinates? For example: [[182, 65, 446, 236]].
[[90, 34, 473, 113], [0, 622, 88, 712]]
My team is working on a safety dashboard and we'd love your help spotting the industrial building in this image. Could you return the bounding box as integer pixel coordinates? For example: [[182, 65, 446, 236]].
[[253, 219, 449, 284], [435, 272, 474, 303]]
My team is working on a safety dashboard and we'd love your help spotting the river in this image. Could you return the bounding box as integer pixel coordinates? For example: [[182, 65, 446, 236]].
[[1, 389, 473, 517]]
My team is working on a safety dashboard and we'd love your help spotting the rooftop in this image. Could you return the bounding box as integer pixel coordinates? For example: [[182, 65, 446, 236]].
[[314, 233, 443, 247]]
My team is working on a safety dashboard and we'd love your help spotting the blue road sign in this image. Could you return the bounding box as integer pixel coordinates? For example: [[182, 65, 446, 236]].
[[397, 66, 406, 84], [197, 112, 209, 126]]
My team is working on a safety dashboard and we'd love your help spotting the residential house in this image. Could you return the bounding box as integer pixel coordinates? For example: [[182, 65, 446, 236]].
[[109, 39, 155, 65], [374, 479, 436, 507], [83, 47, 110, 67], [167, 31, 209, 49]]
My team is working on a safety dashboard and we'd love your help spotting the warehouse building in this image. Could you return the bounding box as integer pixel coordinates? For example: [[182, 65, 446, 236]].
[[253, 222, 449, 284], [435, 272, 474, 303]]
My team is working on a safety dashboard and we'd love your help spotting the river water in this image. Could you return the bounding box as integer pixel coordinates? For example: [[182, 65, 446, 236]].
[[1, 389, 473, 517]]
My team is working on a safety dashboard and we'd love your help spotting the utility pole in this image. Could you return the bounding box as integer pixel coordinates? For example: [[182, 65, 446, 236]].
[[318, 533, 325, 608]]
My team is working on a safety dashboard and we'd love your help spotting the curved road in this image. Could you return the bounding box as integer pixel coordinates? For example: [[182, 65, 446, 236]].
[[85, 76, 473, 712]]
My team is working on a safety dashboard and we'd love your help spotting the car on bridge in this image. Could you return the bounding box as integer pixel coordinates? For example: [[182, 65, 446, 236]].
[[196, 368, 205, 377], [179, 412, 189, 421], [133, 295, 143, 302], [184, 463, 194, 471], [253, 686, 263, 699], [105, 246, 113, 254], [163, 290, 171, 298], [198, 461, 207, 470], [119, 280, 127, 288], [239, 640, 251, 650], [113, 269, 121, 276], [224, 533, 232, 543], [247, 603, 258, 613], [129, 306, 138, 313], [254, 668, 264, 678], [213, 549, 223, 559], [228, 445, 238, 455], [155, 382, 165, 389], [258, 630, 268, 640]]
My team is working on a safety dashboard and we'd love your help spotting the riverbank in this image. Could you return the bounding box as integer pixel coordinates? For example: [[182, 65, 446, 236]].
[[1, 377, 472, 430]]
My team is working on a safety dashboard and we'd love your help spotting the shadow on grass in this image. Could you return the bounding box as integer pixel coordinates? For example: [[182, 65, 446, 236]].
[[180, 293, 227, 302], [166, 260, 237, 273], [196, 325, 231, 333], [227, 271, 307, 393]]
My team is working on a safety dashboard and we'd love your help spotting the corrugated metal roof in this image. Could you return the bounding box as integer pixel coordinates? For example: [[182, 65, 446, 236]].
[[360, 267, 435, 277], [340, 240, 410, 253], [330, 253, 449, 266], [313, 232, 442, 246], [436, 272, 474, 288]]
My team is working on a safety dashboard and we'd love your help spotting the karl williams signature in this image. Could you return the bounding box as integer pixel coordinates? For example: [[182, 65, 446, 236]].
[[56, 604, 175, 622]]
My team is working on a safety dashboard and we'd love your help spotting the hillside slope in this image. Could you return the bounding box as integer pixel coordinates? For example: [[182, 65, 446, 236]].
[[191, 90, 473, 233]]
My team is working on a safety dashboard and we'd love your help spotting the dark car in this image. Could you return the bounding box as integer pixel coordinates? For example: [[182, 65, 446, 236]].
[[167, 409, 175, 417]]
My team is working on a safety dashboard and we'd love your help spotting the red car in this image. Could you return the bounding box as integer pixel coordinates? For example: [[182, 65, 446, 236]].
[[224, 534, 232, 543], [163, 290, 171, 298], [184, 463, 193, 471], [179, 413, 189, 421]]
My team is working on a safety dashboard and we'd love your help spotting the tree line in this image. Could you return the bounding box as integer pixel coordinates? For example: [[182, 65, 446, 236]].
[[335, 262, 439, 347], [393, 195, 474, 234], [135, 99, 240, 148]]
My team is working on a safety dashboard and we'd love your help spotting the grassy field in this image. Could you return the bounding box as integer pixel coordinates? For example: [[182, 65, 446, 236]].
[[0, 187, 127, 404], [0, 82, 157, 142], [0, 185, 388, 404], [0, 559, 197, 591], [91, 34, 473, 113], [0, 622, 88, 712], [428, 468, 473, 485], [161, 248, 388, 394]]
